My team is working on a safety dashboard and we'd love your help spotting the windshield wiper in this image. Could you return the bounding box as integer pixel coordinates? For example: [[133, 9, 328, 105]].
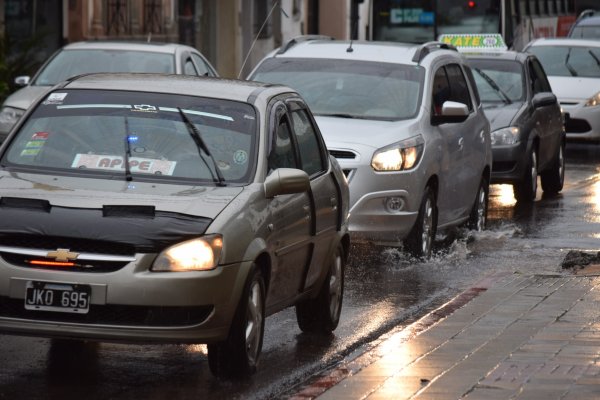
[[177, 107, 226, 186], [124, 116, 133, 182], [588, 50, 600, 70], [474, 67, 512, 105], [564, 48, 578, 77], [316, 113, 364, 119]]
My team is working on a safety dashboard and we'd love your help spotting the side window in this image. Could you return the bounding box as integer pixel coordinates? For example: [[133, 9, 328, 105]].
[[529, 58, 552, 94], [290, 106, 325, 176], [191, 53, 212, 76], [446, 64, 473, 111], [184, 58, 198, 76], [432, 67, 451, 115], [268, 113, 297, 171]]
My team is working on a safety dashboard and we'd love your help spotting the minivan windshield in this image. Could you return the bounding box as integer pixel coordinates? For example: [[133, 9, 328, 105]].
[[469, 59, 525, 104], [1, 90, 257, 184], [33, 50, 175, 86], [251, 58, 425, 121]]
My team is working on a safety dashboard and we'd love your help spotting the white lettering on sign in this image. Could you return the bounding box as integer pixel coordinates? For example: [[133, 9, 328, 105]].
[[71, 154, 177, 176]]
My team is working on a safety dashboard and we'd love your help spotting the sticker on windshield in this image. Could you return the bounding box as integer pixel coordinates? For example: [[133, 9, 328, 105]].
[[71, 154, 177, 176], [132, 104, 158, 113], [20, 132, 50, 156], [233, 150, 248, 165], [43, 93, 68, 105]]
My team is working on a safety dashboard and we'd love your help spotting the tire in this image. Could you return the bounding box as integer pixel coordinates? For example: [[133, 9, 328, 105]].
[[467, 177, 489, 231], [514, 148, 538, 202], [208, 267, 265, 378], [296, 244, 344, 333], [540, 141, 565, 195], [405, 186, 436, 259]]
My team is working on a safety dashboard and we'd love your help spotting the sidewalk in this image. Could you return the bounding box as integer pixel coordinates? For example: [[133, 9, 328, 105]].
[[289, 272, 600, 400]]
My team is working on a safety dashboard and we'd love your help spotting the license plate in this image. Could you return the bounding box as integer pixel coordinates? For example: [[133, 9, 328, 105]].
[[25, 281, 91, 314]]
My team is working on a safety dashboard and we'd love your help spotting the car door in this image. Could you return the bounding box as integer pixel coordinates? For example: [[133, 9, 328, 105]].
[[287, 99, 340, 290], [265, 100, 313, 306]]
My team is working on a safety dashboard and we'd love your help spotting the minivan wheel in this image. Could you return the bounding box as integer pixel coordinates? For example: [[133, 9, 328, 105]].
[[296, 244, 344, 333], [540, 142, 565, 194], [467, 177, 489, 231], [208, 266, 265, 378], [405, 186, 436, 259], [514, 148, 538, 202]]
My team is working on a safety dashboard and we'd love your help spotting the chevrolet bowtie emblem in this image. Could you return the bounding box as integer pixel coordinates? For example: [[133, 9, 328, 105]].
[[46, 248, 80, 262]]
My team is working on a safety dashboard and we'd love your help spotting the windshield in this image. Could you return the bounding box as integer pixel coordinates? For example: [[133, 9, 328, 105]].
[[33, 49, 175, 86], [252, 58, 424, 121], [469, 59, 525, 103], [1, 90, 257, 184], [527, 45, 600, 78], [570, 26, 600, 39]]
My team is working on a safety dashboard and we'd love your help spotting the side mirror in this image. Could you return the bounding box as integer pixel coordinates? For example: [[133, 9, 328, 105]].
[[532, 92, 557, 108], [432, 101, 469, 125], [264, 168, 310, 198], [14, 76, 30, 87]]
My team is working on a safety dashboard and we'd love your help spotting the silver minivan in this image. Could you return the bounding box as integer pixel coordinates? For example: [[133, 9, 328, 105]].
[[249, 37, 492, 258]]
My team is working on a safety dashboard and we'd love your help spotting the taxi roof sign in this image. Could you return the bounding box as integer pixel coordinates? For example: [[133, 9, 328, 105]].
[[438, 34, 507, 53]]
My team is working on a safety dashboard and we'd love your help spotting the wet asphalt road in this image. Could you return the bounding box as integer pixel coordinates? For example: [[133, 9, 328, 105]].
[[1, 143, 599, 400]]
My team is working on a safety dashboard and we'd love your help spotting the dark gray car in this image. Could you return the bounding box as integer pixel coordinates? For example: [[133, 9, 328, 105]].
[[468, 51, 565, 202]]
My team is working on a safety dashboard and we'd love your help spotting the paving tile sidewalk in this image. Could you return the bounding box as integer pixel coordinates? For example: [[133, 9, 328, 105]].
[[290, 274, 600, 400]]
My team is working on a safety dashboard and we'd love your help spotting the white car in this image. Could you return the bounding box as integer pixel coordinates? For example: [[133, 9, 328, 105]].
[[525, 38, 600, 142]]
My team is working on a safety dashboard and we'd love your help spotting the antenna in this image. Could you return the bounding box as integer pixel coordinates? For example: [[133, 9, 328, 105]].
[[238, 0, 281, 79]]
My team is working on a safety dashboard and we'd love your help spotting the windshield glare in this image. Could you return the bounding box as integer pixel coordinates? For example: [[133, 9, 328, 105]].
[[469, 59, 525, 103], [2, 90, 256, 184], [528, 45, 600, 78], [252, 58, 424, 120], [33, 50, 175, 86]]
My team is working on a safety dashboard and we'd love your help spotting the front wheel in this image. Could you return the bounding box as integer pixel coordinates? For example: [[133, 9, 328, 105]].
[[208, 267, 265, 378], [540, 141, 565, 195], [405, 186, 436, 259], [514, 148, 538, 202], [467, 177, 489, 231], [296, 244, 344, 333]]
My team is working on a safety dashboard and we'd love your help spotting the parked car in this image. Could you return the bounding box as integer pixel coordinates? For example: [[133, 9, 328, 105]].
[[0, 41, 219, 143], [0, 73, 350, 378], [249, 37, 492, 258], [525, 38, 600, 143], [455, 37, 565, 202], [568, 9, 600, 39]]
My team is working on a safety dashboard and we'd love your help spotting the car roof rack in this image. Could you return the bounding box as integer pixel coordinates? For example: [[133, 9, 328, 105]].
[[576, 9, 597, 22], [276, 35, 334, 55], [412, 41, 458, 64]]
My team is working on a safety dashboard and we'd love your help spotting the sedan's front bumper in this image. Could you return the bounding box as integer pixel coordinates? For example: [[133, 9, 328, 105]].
[[561, 100, 600, 142], [489, 141, 530, 185]]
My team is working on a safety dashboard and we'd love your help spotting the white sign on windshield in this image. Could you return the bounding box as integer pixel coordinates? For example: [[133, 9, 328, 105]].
[[71, 154, 177, 176]]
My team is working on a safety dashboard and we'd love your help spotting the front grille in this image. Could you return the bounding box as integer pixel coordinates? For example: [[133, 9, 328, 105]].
[[329, 150, 357, 159], [565, 118, 592, 133], [0, 296, 213, 327], [0, 235, 135, 256], [0, 253, 129, 273]]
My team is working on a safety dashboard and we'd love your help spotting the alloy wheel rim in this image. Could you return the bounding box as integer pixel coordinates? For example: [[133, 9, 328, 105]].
[[558, 146, 565, 184], [245, 281, 263, 363], [476, 186, 487, 231], [329, 252, 343, 318], [421, 197, 433, 255], [531, 151, 538, 195]]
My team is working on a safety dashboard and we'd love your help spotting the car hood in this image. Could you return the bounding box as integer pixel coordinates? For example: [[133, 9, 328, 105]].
[[0, 171, 243, 251], [3, 85, 51, 110], [314, 116, 418, 151], [548, 76, 600, 101], [482, 103, 521, 130]]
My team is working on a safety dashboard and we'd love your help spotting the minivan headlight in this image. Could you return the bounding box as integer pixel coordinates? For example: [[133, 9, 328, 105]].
[[584, 91, 600, 107], [152, 235, 223, 272], [491, 126, 520, 146], [371, 135, 424, 172]]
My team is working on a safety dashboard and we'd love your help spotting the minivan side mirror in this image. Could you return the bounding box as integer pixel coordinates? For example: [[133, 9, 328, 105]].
[[14, 76, 30, 86], [532, 92, 557, 108], [264, 168, 310, 198], [431, 101, 469, 125]]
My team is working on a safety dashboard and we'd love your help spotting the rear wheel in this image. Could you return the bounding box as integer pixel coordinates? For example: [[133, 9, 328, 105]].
[[467, 177, 489, 231], [405, 186, 436, 259], [540, 141, 565, 195], [296, 244, 344, 333], [514, 148, 538, 202], [208, 267, 265, 378]]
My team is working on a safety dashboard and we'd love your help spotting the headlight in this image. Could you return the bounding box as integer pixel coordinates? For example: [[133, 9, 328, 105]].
[[151, 235, 223, 272], [584, 92, 600, 107], [491, 126, 520, 146], [371, 135, 424, 172], [0, 106, 25, 131]]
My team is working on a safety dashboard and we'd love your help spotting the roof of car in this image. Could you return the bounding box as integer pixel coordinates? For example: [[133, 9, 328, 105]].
[[466, 50, 524, 62], [62, 73, 285, 102], [526, 37, 600, 48], [269, 39, 458, 65], [61, 41, 195, 54]]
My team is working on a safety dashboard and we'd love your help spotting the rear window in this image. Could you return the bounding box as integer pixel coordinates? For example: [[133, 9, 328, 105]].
[[1, 90, 257, 185]]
